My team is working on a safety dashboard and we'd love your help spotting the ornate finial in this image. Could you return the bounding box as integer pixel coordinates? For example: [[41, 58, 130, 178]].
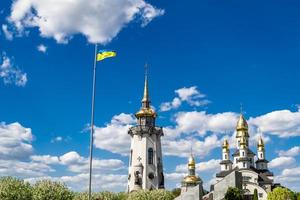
[[188, 152, 196, 169], [240, 103, 244, 115], [258, 132, 265, 150]]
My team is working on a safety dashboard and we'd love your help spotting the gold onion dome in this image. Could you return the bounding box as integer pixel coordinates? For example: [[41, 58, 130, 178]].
[[236, 114, 249, 138], [258, 136, 265, 150], [222, 139, 229, 150], [188, 154, 196, 169], [183, 176, 201, 184], [236, 114, 248, 130], [135, 73, 156, 118]]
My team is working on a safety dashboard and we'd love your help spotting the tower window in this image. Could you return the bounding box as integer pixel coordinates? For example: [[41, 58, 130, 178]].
[[130, 150, 133, 166], [242, 152, 245, 156], [243, 162, 246, 167], [225, 154, 227, 159], [260, 153, 263, 158], [148, 148, 153, 164]]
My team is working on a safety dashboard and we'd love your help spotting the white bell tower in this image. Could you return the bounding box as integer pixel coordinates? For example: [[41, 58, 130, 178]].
[[127, 68, 164, 192]]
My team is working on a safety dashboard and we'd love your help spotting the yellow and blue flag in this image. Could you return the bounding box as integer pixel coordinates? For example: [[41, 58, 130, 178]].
[[97, 50, 116, 61]]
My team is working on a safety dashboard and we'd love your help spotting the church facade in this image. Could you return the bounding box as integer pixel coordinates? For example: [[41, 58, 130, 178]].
[[210, 114, 276, 200], [127, 73, 164, 192]]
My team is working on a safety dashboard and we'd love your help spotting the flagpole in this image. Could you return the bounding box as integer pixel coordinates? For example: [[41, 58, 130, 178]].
[[88, 43, 98, 200]]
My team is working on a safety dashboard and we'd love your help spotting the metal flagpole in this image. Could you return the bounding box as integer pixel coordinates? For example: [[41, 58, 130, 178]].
[[88, 43, 98, 200]]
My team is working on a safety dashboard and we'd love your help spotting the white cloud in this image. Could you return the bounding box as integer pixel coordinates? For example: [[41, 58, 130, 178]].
[[0, 53, 27, 86], [175, 159, 221, 173], [162, 134, 221, 158], [160, 97, 182, 112], [160, 86, 210, 111], [25, 173, 127, 192], [37, 44, 47, 53], [51, 136, 63, 143], [249, 109, 300, 137], [0, 122, 33, 159], [94, 113, 135, 155], [2, 24, 13, 40], [30, 155, 60, 165], [278, 146, 300, 157], [0, 159, 55, 178], [269, 156, 296, 169], [174, 111, 238, 136], [32, 151, 125, 173], [276, 166, 300, 192], [8, 0, 164, 44]]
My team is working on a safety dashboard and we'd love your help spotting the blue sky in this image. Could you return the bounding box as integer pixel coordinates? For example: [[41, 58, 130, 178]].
[[0, 0, 300, 192]]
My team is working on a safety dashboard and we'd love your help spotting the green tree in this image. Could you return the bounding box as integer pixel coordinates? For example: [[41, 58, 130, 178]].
[[253, 188, 258, 200], [268, 187, 295, 200], [32, 180, 73, 200], [74, 191, 128, 200], [127, 189, 175, 200], [171, 188, 181, 198], [0, 177, 32, 200], [224, 187, 243, 200]]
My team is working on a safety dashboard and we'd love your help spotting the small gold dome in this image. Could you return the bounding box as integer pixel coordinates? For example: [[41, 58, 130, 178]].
[[258, 136, 265, 150], [222, 139, 229, 149], [182, 175, 201, 184], [236, 114, 248, 131], [135, 107, 157, 118], [188, 155, 196, 169]]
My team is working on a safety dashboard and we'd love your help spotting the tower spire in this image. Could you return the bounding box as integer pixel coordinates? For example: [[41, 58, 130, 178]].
[[142, 63, 150, 108], [135, 63, 156, 119]]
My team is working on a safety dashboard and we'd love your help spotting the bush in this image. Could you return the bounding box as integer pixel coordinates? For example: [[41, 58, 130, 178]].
[[253, 188, 258, 200], [224, 187, 243, 200], [0, 177, 32, 200], [32, 180, 74, 200], [127, 190, 175, 200], [171, 188, 181, 198], [268, 187, 295, 200], [73, 191, 128, 200]]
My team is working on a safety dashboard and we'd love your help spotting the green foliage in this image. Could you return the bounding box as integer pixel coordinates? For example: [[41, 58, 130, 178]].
[[224, 187, 243, 200], [32, 180, 74, 200], [253, 188, 258, 200], [0, 177, 32, 200], [267, 187, 295, 200], [171, 188, 181, 198], [74, 191, 128, 200], [127, 189, 175, 200]]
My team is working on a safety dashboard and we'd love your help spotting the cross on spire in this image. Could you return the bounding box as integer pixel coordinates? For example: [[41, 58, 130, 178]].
[[240, 103, 244, 115]]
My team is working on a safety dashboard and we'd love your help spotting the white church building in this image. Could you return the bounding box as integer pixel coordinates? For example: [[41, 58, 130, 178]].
[[210, 114, 277, 200]]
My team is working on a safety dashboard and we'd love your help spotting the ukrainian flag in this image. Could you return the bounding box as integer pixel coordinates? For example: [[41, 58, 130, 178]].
[[97, 50, 116, 61]]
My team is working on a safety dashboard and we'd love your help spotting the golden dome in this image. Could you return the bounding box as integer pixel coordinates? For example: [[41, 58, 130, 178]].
[[222, 139, 229, 150], [258, 136, 265, 150], [188, 155, 196, 169], [183, 175, 201, 184], [236, 114, 248, 131], [135, 107, 156, 118]]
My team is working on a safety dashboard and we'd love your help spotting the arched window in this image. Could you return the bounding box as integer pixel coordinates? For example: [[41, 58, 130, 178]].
[[225, 154, 227, 159], [148, 148, 153, 164]]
